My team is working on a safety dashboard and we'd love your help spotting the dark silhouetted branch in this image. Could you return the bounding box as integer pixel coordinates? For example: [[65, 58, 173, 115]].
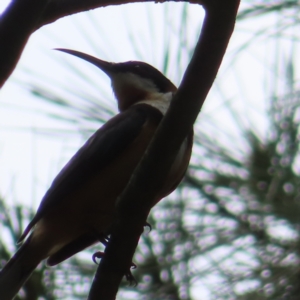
[[88, 0, 240, 299], [0, 0, 166, 88], [0, 0, 49, 87]]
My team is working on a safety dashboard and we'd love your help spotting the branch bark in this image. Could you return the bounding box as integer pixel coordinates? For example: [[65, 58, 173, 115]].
[[0, 0, 49, 87], [88, 0, 240, 299], [0, 0, 159, 88], [34, 0, 143, 30]]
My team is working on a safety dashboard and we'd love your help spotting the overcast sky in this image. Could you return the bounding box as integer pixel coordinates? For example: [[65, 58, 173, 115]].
[[1, 2, 293, 298]]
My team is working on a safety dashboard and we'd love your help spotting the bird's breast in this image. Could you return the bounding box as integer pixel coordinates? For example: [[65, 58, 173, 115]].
[[31, 105, 192, 257]]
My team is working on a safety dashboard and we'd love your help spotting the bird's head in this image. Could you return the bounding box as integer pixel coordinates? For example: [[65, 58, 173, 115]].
[[56, 49, 177, 112]]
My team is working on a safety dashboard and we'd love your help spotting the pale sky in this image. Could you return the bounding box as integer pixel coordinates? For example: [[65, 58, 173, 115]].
[[0, 1, 270, 208], [1, 1, 296, 298]]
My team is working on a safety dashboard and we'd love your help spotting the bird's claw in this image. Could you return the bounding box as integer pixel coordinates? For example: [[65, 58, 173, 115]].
[[92, 246, 137, 284], [92, 251, 104, 264], [125, 270, 137, 286], [92, 251, 137, 271], [131, 262, 137, 269], [144, 222, 152, 232]]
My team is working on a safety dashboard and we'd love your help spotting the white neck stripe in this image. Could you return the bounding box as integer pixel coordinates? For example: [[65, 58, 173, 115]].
[[135, 92, 173, 115]]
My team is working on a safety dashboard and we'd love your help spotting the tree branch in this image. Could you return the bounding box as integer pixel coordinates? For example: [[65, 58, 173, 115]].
[[35, 0, 142, 30], [0, 0, 168, 88], [0, 0, 49, 87], [88, 0, 240, 299]]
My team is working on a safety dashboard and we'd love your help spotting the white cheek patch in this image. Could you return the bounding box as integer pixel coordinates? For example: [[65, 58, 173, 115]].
[[110, 72, 173, 114]]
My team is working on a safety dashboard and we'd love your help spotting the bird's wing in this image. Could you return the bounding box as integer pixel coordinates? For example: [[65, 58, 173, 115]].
[[19, 104, 163, 242]]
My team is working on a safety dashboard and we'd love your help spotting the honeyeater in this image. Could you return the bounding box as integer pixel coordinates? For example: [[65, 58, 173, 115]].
[[0, 49, 193, 299]]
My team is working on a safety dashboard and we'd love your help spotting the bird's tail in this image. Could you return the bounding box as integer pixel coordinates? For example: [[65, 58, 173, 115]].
[[0, 237, 41, 300]]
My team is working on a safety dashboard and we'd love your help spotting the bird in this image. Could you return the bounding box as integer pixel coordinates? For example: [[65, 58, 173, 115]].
[[0, 49, 193, 299]]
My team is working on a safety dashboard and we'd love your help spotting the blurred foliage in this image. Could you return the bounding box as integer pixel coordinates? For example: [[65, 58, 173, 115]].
[[1, 0, 300, 299]]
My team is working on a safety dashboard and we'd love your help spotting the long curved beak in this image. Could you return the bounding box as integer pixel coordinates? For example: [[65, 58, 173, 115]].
[[55, 48, 114, 75]]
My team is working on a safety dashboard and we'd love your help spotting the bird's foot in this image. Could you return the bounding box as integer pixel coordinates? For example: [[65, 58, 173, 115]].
[[92, 251, 137, 285], [144, 222, 152, 232], [125, 269, 137, 286], [92, 251, 137, 269], [92, 251, 104, 264]]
